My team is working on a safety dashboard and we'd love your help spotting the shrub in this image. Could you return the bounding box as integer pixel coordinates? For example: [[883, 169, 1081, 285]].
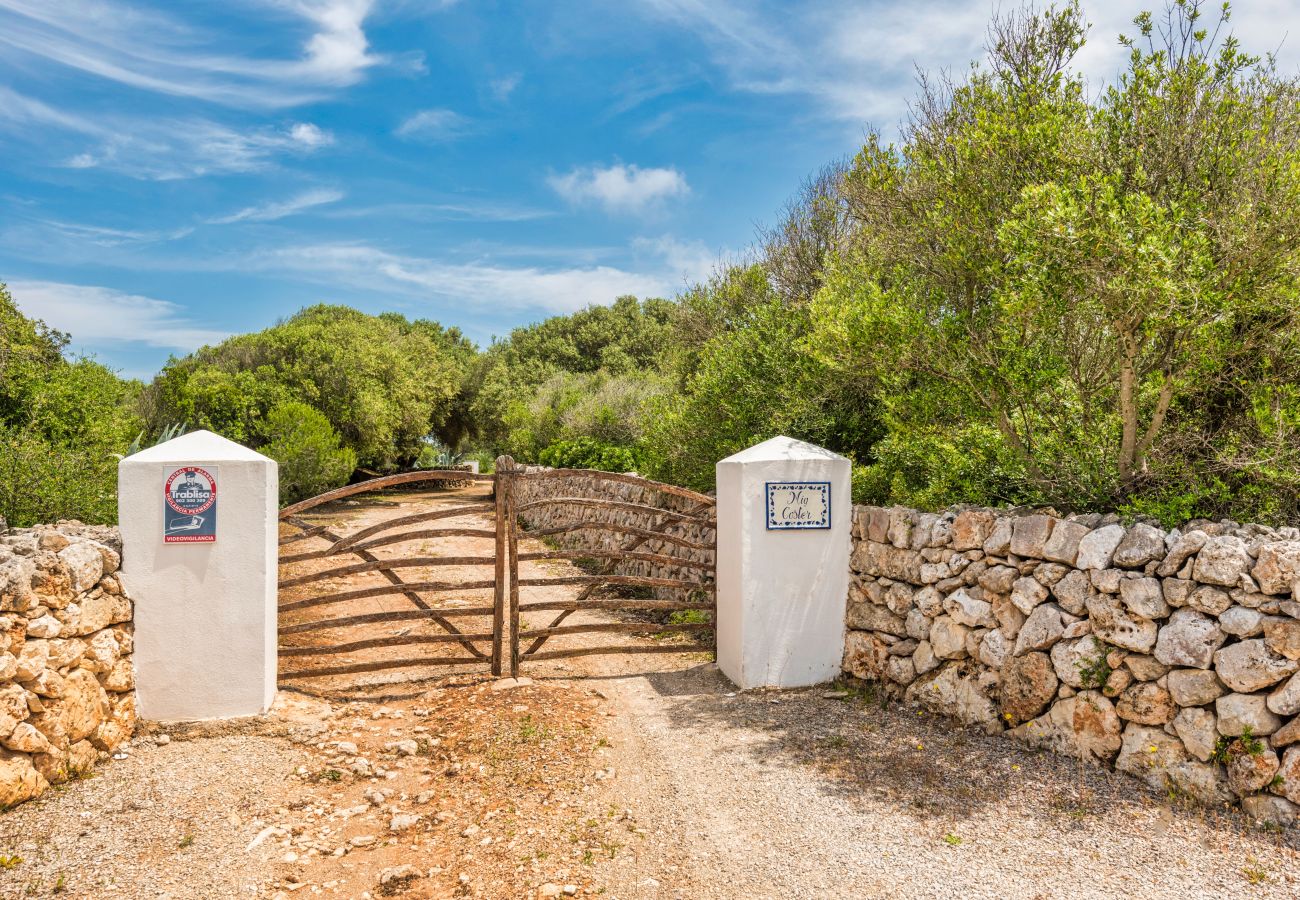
[[259, 402, 357, 505], [537, 438, 645, 473]]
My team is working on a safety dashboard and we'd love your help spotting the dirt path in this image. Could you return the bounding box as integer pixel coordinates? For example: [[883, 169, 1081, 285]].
[[4, 492, 1299, 899]]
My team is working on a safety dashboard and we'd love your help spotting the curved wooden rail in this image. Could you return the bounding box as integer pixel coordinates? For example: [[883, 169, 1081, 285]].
[[515, 548, 713, 571], [279, 528, 498, 564], [279, 469, 492, 518], [278, 555, 497, 588], [516, 574, 714, 591], [523, 522, 713, 552], [279, 607, 496, 635], [516, 468, 715, 507], [279, 579, 496, 613], [514, 496, 715, 527], [279, 655, 480, 680], [280, 632, 496, 656]]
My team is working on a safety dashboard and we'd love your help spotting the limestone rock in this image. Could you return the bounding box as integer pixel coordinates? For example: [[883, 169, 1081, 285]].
[[1263, 617, 1300, 660], [1115, 724, 1188, 788], [1119, 577, 1168, 620], [1085, 593, 1157, 653], [1051, 636, 1107, 689], [1266, 672, 1300, 716], [1167, 669, 1226, 707], [1187, 585, 1231, 616], [57, 542, 103, 594], [978, 565, 1018, 596], [1076, 525, 1126, 571], [1112, 524, 1166, 569], [1213, 639, 1299, 693], [904, 660, 1001, 734], [978, 628, 1011, 669], [1042, 521, 1090, 565], [1050, 569, 1094, 617], [1216, 692, 1283, 737], [1252, 541, 1300, 595], [88, 692, 135, 753], [1172, 707, 1218, 762], [999, 651, 1058, 725], [1157, 530, 1207, 577], [1011, 577, 1049, 616], [905, 608, 930, 641], [0, 749, 47, 807], [1165, 761, 1234, 807], [1007, 690, 1122, 763], [990, 593, 1026, 638], [1225, 742, 1280, 796], [57, 669, 110, 743], [1014, 604, 1065, 656], [1271, 717, 1300, 749], [1241, 795, 1297, 827], [1192, 536, 1252, 587], [982, 517, 1014, 556], [1116, 682, 1175, 725], [951, 509, 996, 551], [929, 616, 970, 661], [1010, 515, 1055, 559], [100, 659, 134, 692], [912, 640, 939, 676], [843, 631, 889, 681], [1124, 654, 1169, 682], [914, 586, 943, 617], [885, 655, 916, 686], [1219, 606, 1265, 637], [1153, 609, 1224, 670], [846, 602, 907, 636], [1276, 746, 1300, 804], [2, 721, 51, 754], [14, 640, 49, 681], [25, 615, 61, 639], [945, 588, 996, 629]]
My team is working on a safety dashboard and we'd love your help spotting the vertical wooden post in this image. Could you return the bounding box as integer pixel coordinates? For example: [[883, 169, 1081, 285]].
[[503, 457, 522, 677], [491, 456, 510, 676]]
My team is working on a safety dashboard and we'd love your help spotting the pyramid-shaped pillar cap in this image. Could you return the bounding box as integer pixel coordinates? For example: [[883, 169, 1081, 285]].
[[121, 429, 272, 464], [718, 435, 846, 466]]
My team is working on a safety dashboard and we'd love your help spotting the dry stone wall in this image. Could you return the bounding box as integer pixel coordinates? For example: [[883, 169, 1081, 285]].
[[0, 522, 136, 808], [845, 504, 1300, 827], [512, 467, 715, 596]]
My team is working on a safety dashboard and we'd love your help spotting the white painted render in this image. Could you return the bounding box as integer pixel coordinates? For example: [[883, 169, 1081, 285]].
[[118, 430, 278, 721], [716, 436, 851, 690]]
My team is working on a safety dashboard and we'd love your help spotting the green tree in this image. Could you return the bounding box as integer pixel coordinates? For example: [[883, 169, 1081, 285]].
[[0, 282, 141, 526], [260, 402, 358, 504], [810, 1, 1300, 521], [143, 305, 467, 471]]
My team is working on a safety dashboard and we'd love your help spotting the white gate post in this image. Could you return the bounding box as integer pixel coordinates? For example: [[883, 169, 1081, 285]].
[[118, 430, 278, 720], [715, 436, 851, 689]]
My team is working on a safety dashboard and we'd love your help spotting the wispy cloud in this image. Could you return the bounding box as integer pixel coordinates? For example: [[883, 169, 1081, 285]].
[[252, 242, 677, 313], [35, 219, 194, 247], [208, 188, 344, 224], [8, 280, 228, 351], [395, 108, 474, 141], [323, 199, 553, 223], [0, 0, 383, 108], [488, 73, 521, 102], [548, 163, 689, 215], [0, 86, 336, 179]]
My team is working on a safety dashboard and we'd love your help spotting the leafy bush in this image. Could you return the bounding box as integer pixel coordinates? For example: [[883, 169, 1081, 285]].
[[259, 402, 357, 505], [538, 438, 645, 473]]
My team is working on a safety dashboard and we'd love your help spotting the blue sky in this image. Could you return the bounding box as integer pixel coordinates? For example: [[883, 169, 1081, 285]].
[[2, 1, 1298, 380]]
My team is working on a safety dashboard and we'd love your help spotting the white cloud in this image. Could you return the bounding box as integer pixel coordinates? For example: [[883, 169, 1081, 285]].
[[209, 188, 344, 224], [395, 108, 473, 141], [254, 243, 675, 314], [0, 0, 383, 108], [489, 73, 521, 102], [633, 1, 1300, 129], [7, 280, 228, 351], [633, 235, 717, 287], [0, 88, 336, 179], [548, 163, 689, 215]]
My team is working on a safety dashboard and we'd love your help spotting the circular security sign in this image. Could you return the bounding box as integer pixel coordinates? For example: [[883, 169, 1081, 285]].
[[164, 466, 218, 543]]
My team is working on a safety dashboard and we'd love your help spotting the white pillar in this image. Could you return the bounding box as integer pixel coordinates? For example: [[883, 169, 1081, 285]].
[[118, 430, 278, 720], [716, 436, 850, 689]]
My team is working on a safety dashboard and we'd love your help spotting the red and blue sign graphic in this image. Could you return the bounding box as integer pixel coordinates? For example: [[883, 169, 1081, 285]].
[[163, 466, 218, 543]]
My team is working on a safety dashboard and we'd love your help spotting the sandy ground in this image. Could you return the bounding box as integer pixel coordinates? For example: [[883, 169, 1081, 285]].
[[3, 487, 1299, 899]]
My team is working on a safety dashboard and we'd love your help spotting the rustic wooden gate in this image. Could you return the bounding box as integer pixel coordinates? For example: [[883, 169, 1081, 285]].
[[498, 459, 717, 677], [276, 468, 507, 690], [276, 458, 716, 691]]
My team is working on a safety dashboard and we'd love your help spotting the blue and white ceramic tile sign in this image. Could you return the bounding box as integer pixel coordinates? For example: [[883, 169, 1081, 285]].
[[765, 481, 831, 530]]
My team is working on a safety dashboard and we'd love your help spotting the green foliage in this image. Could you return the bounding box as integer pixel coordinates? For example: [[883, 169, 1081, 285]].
[[467, 296, 674, 455], [259, 402, 357, 505], [808, 1, 1300, 523], [642, 265, 881, 491], [538, 437, 644, 473], [143, 305, 468, 470], [0, 283, 141, 526]]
